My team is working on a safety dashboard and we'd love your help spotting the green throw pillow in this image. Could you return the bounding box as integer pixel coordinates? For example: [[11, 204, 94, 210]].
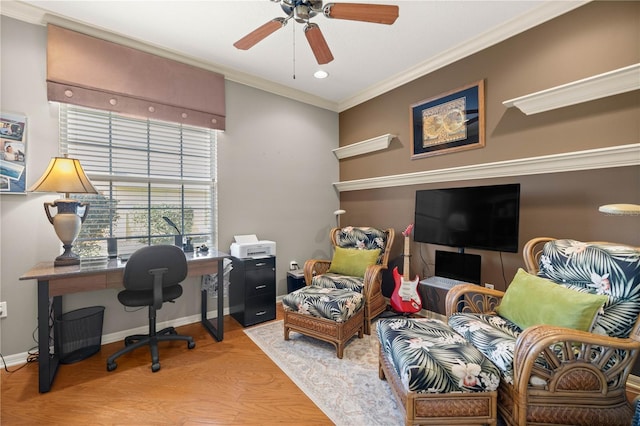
[[327, 247, 381, 278], [496, 268, 608, 331]]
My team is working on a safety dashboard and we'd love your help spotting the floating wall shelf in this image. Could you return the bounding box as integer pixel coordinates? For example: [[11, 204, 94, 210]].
[[333, 143, 639, 192], [332, 134, 395, 159], [503, 63, 640, 115]]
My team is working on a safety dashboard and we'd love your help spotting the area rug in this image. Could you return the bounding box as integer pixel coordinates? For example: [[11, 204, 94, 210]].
[[244, 320, 404, 426]]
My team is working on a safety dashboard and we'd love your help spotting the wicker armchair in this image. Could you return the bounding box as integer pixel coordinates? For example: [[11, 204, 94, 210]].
[[446, 237, 640, 426], [303, 226, 394, 335]]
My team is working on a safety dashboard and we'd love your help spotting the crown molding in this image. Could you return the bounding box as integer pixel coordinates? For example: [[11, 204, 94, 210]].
[[337, 0, 589, 112], [3, 0, 590, 114], [332, 134, 395, 160], [0, 1, 339, 112], [503, 63, 640, 115], [333, 143, 640, 192]]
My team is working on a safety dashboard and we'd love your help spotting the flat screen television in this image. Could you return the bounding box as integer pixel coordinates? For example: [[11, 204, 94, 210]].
[[414, 183, 520, 253]]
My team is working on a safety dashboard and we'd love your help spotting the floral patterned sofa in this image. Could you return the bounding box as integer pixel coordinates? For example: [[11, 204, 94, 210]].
[[446, 238, 640, 426]]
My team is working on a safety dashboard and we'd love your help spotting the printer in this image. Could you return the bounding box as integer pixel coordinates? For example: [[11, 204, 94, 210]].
[[230, 234, 276, 258]]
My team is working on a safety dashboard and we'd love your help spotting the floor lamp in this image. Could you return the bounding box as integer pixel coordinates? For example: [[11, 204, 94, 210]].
[[334, 209, 346, 228], [29, 155, 98, 266], [598, 203, 640, 216]]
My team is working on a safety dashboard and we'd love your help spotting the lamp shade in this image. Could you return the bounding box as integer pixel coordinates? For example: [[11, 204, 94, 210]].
[[29, 156, 98, 196], [598, 203, 640, 216]]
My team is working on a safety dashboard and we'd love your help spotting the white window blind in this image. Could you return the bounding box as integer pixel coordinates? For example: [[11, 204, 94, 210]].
[[59, 104, 217, 257]]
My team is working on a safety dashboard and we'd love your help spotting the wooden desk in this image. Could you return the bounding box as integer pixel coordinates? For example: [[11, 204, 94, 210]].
[[20, 249, 229, 393]]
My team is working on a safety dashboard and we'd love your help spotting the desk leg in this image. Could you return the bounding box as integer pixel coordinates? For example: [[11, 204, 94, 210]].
[[37, 280, 61, 393], [200, 258, 224, 341]]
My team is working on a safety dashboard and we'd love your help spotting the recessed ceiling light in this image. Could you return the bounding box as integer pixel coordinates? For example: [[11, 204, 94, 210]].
[[314, 70, 329, 79]]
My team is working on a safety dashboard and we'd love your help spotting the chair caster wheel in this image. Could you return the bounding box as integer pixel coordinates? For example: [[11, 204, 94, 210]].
[[107, 362, 117, 372], [188, 341, 196, 349], [151, 363, 161, 372]]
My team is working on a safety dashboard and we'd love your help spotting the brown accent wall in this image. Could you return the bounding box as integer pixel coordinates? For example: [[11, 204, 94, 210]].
[[337, 1, 640, 288]]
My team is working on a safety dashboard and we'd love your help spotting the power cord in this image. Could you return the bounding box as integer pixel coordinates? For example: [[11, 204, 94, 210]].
[[417, 243, 433, 278], [499, 251, 508, 286], [0, 345, 39, 373]]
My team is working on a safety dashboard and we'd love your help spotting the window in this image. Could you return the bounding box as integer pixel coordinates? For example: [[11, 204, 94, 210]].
[[59, 104, 217, 257]]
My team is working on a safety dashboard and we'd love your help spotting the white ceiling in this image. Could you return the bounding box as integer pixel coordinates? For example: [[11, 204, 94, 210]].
[[3, 0, 587, 111]]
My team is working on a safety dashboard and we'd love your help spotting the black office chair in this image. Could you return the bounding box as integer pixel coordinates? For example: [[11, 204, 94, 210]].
[[106, 245, 195, 373]]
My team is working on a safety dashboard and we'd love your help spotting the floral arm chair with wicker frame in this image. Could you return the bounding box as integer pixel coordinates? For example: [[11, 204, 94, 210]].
[[303, 226, 395, 335], [445, 237, 640, 426]]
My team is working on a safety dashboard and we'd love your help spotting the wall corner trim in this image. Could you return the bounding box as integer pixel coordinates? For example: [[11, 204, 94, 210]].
[[503, 63, 640, 115], [332, 134, 395, 159], [333, 143, 640, 192]]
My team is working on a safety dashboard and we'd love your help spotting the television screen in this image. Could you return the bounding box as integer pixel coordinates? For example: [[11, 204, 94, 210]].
[[414, 183, 520, 253]]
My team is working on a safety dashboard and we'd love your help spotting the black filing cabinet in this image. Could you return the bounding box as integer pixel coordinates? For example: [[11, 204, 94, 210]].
[[229, 256, 276, 326]]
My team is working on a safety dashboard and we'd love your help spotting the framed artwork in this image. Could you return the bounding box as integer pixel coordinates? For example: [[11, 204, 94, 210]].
[[410, 80, 485, 159], [0, 112, 27, 194]]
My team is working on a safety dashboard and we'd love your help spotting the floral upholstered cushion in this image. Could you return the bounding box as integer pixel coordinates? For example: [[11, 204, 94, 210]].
[[334, 227, 388, 263], [377, 318, 500, 393], [537, 240, 640, 338], [282, 286, 364, 322], [311, 273, 364, 292], [448, 313, 522, 384]]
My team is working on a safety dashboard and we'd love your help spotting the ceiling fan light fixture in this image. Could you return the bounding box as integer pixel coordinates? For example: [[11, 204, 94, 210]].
[[294, 5, 315, 21], [314, 70, 329, 79], [235, 1, 398, 64]]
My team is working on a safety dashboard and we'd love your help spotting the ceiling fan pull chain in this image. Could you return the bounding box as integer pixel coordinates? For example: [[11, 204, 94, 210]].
[[292, 23, 296, 79]]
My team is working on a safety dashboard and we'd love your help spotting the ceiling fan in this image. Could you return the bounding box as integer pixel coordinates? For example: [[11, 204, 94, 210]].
[[233, 0, 399, 65]]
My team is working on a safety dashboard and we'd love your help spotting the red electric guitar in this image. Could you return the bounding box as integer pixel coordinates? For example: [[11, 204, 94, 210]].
[[390, 224, 422, 313]]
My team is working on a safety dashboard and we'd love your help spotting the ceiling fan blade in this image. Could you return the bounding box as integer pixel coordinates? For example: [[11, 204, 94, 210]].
[[323, 3, 399, 25], [233, 18, 286, 50], [304, 23, 334, 65]]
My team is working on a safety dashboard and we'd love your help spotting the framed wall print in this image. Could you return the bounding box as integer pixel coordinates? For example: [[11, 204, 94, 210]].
[[0, 112, 27, 194], [411, 80, 485, 160]]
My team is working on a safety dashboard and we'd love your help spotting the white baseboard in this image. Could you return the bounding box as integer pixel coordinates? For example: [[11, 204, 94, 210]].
[[0, 306, 231, 368]]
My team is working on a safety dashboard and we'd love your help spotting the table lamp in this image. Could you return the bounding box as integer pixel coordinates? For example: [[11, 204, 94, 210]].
[[29, 155, 98, 266]]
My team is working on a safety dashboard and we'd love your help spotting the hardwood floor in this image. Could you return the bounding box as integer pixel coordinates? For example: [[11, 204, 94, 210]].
[[0, 306, 332, 425], [3, 304, 639, 425]]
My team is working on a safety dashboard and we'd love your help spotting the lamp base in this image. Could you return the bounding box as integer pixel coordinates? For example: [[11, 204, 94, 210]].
[[54, 244, 80, 266]]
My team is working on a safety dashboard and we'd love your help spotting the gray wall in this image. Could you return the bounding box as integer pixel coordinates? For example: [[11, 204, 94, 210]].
[[0, 16, 339, 360]]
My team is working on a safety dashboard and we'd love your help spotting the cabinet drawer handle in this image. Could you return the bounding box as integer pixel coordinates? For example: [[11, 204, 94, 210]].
[[256, 311, 267, 316], [255, 285, 267, 290], [255, 262, 267, 267]]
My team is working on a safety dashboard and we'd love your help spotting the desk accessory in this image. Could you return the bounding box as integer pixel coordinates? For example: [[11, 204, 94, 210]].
[[29, 154, 98, 266], [162, 215, 184, 248]]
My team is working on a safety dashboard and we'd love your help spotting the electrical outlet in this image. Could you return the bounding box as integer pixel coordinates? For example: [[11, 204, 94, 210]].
[[484, 283, 494, 290], [0, 301, 7, 318], [289, 261, 299, 271]]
